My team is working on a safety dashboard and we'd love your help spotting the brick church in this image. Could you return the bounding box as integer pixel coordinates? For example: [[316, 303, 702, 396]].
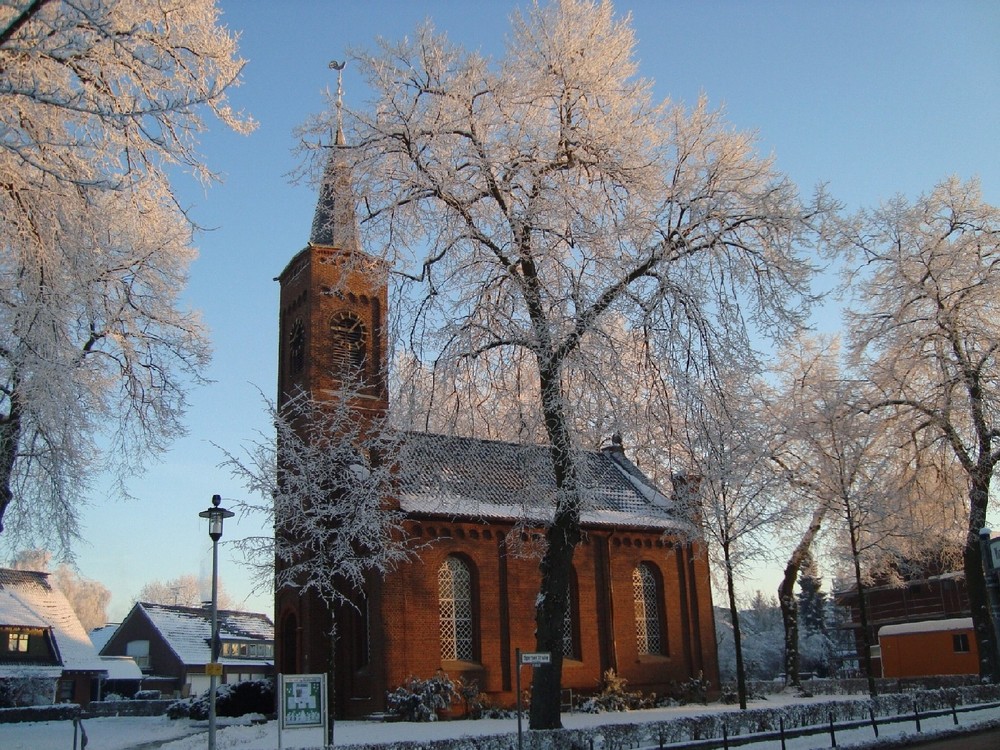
[[274, 130, 720, 717]]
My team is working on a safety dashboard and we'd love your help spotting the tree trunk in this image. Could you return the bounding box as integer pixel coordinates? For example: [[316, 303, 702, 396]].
[[0, 385, 23, 536], [723, 543, 748, 710], [778, 504, 826, 688], [528, 356, 581, 730], [964, 478, 1000, 681], [847, 516, 877, 698]]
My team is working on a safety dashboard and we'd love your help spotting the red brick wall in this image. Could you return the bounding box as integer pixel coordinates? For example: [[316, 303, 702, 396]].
[[355, 521, 718, 715]]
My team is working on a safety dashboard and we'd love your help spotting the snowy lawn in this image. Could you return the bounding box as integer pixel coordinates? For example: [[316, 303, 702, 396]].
[[2, 695, 999, 750]]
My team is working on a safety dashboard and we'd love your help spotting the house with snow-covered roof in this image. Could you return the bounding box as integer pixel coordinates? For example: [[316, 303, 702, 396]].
[[0, 568, 111, 706], [100, 602, 274, 698]]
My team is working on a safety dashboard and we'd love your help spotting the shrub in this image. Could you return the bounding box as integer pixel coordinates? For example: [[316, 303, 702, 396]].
[[577, 669, 653, 713], [678, 672, 712, 705], [0, 676, 56, 708], [218, 679, 274, 717], [386, 672, 458, 722], [456, 679, 514, 720], [166, 679, 274, 721], [166, 699, 191, 719], [135, 689, 161, 700]]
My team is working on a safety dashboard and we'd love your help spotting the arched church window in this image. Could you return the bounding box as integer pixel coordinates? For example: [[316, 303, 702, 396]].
[[329, 312, 367, 376], [633, 562, 664, 655], [438, 555, 475, 661], [288, 318, 305, 375], [563, 569, 580, 659], [281, 612, 298, 674]]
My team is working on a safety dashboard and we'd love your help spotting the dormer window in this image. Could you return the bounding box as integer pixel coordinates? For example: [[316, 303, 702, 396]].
[[7, 632, 29, 652], [221, 641, 274, 659]]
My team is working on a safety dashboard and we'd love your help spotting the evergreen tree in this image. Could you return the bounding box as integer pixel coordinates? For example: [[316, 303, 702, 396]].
[[797, 554, 827, 634], [797, 555, 836, 677]]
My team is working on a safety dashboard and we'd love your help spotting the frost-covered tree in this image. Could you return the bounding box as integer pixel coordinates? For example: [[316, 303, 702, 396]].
[[798, 375, 911, 698], [767, 337, 841, 688], [220, 389, 412, 609], [136, 574, 234, 611], [51, 563, 111, 631], [679, 379, 789, 709], [314, 0, 826, 727], [770, 336, 967, 688], [842, 177, 1000, 680], [0, 0, 253, 554]]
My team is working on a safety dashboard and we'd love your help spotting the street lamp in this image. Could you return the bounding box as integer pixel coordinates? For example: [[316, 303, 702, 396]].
[[199, 494, 234, 750]]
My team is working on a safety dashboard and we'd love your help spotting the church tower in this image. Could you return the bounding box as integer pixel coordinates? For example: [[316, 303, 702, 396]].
[[274, 119, 389, 699], [275, 126, 388, 415]]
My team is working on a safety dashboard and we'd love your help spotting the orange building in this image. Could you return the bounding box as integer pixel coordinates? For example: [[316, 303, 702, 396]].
[[877, 618, 978, 678], [274, 135, 720, 717]]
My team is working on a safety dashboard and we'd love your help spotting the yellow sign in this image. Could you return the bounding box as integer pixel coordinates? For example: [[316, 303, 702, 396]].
[[205, 662, 223, 676]]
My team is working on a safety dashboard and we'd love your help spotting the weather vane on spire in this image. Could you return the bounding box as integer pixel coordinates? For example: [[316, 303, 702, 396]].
[[328, 59, 346, 139]]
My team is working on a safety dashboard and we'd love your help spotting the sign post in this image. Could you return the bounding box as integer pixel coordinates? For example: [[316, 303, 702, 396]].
[[277, 673, 327, 750], [515, 650, 551, 750], [980, 529, 1000, 679]]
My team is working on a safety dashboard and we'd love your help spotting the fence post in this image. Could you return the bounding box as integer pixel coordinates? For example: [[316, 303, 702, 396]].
[[722, 723, 729, 750], [828, 712, 837, 748], [950, 696, 958, 726], [913, 701, 921, 733], [779, 716, 786, 750], [868, 705, 879, 738]]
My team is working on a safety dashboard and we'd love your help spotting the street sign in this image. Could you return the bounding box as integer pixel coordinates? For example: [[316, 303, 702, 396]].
[[205, 662, 223, 677], [520, 651, 551, 665]]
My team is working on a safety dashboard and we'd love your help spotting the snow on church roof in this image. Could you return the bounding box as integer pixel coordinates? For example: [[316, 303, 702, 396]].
[[0, 568, 107, 674], [396, 432, 690, 532], [134, 603, 274, 667]]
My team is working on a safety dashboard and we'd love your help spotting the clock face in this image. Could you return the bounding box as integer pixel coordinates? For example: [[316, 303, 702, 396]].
[[289, 318, 305, 374], [330, 312, 367, 374]]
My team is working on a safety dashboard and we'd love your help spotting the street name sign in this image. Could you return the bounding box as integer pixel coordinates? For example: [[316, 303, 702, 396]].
[[520, 651, 551, 665]]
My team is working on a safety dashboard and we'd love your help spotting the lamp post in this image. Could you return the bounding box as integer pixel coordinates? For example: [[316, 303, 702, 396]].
[[199, 494, 233, 750]]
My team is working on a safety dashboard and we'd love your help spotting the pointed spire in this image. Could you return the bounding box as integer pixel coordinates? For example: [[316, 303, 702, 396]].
[[309, 60, 360, 250]]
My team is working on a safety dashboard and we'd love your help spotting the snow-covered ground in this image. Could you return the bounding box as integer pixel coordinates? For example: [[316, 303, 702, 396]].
[[2, 695, 999, 750]]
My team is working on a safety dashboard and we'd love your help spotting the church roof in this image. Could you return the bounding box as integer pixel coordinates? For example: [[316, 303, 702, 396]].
[[396, 432, 690, 532]]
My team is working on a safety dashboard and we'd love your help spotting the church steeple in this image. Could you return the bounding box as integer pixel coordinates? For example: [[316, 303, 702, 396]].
[[309, 60, 359, 251]]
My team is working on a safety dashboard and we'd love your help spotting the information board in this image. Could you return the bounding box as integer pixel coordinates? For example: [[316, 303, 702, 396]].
[[280, 674, 325, 729]]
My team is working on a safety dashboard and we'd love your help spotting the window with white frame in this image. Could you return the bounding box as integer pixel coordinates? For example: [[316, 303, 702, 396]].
[[7, 632, 29, 653], [633, 563, 663, 655], [438, 556, 474, 661], [126, 639, 151, 669]]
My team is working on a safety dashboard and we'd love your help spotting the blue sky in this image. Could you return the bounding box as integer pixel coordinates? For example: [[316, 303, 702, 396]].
[[32, 0, 999, 621]]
